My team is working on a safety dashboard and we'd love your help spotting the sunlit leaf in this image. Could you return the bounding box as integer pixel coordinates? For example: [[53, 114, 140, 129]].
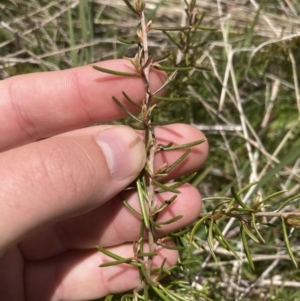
[[157, 139, 206, 151], [251, 213, 265, 243], [276, 194, 300, 212], [281, 217, 298, 268], [240, 224, 255, 270], [93, 65, 141, 77], [137, 178, 150, 229], [153, 65, 193, 72], [242, 222, 259, 243], [231, 186, 252, 210], [214, 223, 240, 259], [190, 215, 210, 243], [207, 220, 218, 263]]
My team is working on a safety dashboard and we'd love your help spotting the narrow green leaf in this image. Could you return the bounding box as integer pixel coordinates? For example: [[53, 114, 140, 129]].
[[191, 165, 213, 187], [281, 217, 298, 268], [154, 257, 167, 281], [137, 251, 158, 257], [179, 259, 200, 266], [212, 200, 230, 214], [260, 222, 277, 227], [171, 228, 190, 237], [214, 223, 240, 259], [242, 222, 259, 243], [208, 220, 218, 263], [93, 65, 141, 77], [156, 241, 186, 251], [190, 215, 210, 242], [261, 190, 287, 203], [240, 224, 255, 270], [137, 178, 150, 229], [196, 25, 218, 31], [164, 149, 191, 174], [152, 25, 191, 31], [122, 0, 140, 16], [138, 221, 146, 252], [97, 246, 141, 267], [237, 181, 259, 195], [161, 31, 182, 49], [231, 186, 252, 210], [153, 70, 178, 95], [125, 120, 146, 130], [112, 96, 143, 123], [251, 213, 265, 243], [153, 180, 180, 193], [122, 91, 141, 108], [158, 285, 186, 301], [153, 52, 171, 63], [100, 258, 137, 267], [190, 11, 205, 35], [79, 0, 90, 63], [157, 142, 173, 149], [276, 194, 300, 212], [152, 286, 171, 301], [120, 294, 135, 301], [67, 1, 77, 66], [104, 294, 114, 301], [97, 245, 124, 260], [194, 65, 212, 72], [153, 65, 193, 72], [167, 172, 197, 190], [202, 196, 232, 201], [151, 117, 183, 126], [157, 139, 206, 151], [214, 235, 230, 251], [123, 200, 143, 219], [152, 215, 183, 226], [154, 195, 177, 215]]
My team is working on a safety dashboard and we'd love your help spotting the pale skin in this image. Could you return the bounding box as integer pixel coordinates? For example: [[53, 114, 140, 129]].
[[0, 59, 209, 301]]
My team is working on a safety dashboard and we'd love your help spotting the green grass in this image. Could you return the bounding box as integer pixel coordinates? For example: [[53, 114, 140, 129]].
[[1, 1, 300, 300]]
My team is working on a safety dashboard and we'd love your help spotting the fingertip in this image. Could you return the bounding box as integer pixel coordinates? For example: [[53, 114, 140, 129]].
[[95, 125, 146, 181]]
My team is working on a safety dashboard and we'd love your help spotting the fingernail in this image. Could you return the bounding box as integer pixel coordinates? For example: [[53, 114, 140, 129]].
[[96, 126, 145, 180]]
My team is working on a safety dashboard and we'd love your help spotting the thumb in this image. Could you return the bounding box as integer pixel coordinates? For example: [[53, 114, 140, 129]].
[[0, 125, 145, 254]]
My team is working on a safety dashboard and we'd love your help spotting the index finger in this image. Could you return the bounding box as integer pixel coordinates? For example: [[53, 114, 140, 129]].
[[0, 59, 166, 151]]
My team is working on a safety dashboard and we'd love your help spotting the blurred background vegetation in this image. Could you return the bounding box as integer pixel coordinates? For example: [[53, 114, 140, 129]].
[[1, 0, 300, 300]]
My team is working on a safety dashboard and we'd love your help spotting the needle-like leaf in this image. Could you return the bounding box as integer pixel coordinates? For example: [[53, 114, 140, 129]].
[[281, 217, 298, 268], [93, 65, 141, 77], [112, 96, 143, 123], [157, 139, 206, 151], [240, 224, 255, 270], [137, 178, 150, 229]]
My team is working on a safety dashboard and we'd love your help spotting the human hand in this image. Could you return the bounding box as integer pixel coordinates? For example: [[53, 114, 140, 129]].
[[0, 59, 208, 301]]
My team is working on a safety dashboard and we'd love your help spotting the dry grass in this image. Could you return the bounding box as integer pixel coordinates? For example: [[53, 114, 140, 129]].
[[1, 1, 300, 300], [1, 0, 300, 73]]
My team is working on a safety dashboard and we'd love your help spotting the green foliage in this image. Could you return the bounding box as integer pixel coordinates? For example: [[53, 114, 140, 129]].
[[1, 1, 300, 300]]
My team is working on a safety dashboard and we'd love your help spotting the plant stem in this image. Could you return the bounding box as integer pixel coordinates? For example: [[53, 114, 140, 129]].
[[136, 6, 157, 299]]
